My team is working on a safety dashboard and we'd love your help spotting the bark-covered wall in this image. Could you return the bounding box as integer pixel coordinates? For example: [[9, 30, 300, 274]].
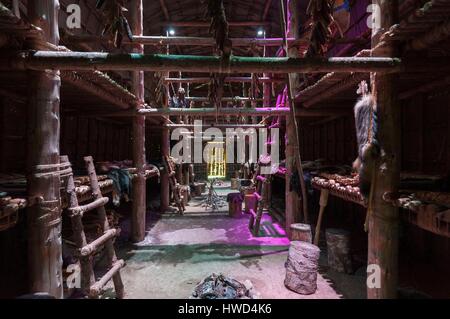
[[0, 98, 27, 173], [299, 115, 357, 164], [60, 115, 132, 169], [402, 92, 450, 175], [0, 97, 134, 173]]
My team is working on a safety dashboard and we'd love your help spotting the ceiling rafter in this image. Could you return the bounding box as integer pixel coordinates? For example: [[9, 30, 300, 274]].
[[159, 0, 170, 21], [262, 0, 273, 21]]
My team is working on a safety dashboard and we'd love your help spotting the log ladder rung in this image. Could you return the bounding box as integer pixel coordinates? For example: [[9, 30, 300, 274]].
[[67, 197, 109, 216], [162, 156, 185, 214], [80, 228, 119, 256], [248, 166, 271, 236], [89, 260, 125, 298], [61, 155, 125, 299]]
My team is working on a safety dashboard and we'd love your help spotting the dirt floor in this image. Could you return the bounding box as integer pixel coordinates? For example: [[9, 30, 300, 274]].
[[114, 183, 367, 299]]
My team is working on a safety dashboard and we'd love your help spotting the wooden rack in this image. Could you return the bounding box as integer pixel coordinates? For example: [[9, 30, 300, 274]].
[[311, 174, 450, 239]]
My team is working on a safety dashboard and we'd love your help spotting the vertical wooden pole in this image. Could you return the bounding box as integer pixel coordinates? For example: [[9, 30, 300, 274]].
[[262, 32, 271, 109], [161, 127, 170, 211], [26, 0, 63, 298], [284, 0, 300, 237], [161, 29, 171, 212], [12, 0, 20, 17], [184, 164, 190, 186], [130, 0, 146, 242], [368, 0, 400, 299], [313, 189, 329, 245]]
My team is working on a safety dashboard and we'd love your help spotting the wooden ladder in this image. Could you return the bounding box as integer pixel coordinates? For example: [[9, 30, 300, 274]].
[[162, 155, 185, 214], [248, 164, 271, 236], [61, 155, 125, 299]]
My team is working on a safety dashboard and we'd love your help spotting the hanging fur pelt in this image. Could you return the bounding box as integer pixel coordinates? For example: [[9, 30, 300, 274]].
[[305, 0, 335, 57], [353, 81, 380, 200], [204, 0, 232, 57], [96, 0, 133, 48]]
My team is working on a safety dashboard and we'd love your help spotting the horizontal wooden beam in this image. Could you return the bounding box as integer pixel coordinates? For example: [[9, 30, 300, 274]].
[[6, 51, 404, 74], [61, 34, 302, 47], [91, 107, 350, 118], [134, 36, 301, 47], [165, 77, 283, 83], [185, 96, 263, 102], [137, 107, 290, 116], [165, 123, 267, 129], [160, 21, 269, 27]]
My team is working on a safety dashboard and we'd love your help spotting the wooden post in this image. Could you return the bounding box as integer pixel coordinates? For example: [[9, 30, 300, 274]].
[[26, 0, 63, 298], [160, 128, 170, 211], [290, 223, 312, 243], [367, 0, 400, 299], [130, 0, 146, 242], [184, 164, 190, 186], [314, 189, 329, 245], [285, 0, 301, 237]]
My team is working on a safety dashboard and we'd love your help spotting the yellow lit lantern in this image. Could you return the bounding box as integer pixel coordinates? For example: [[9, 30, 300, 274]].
[[206, 142, 226, 179]]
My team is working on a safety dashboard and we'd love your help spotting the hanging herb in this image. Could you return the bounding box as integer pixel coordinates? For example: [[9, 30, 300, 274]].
[[247, 43, 262, 101], [96, 0, 133, 48], [305, 0, 335, 57], [208, 75, 224, 107], [204, 0, 232, 58]]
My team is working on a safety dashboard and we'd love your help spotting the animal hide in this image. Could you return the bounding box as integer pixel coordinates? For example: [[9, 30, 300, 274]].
[[96, 0, 133, 48], [353, 83, 379, 199]]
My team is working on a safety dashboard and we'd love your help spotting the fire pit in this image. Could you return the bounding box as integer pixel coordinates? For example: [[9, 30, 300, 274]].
[[191, 273, 258, 299]]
